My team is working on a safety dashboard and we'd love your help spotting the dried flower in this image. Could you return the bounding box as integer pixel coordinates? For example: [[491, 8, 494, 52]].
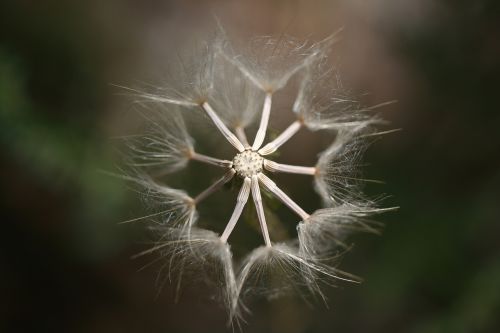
[[122, 29, 394, 325]]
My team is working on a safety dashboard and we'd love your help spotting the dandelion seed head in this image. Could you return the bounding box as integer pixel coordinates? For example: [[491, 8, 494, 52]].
[[122, 28, 395, 324]]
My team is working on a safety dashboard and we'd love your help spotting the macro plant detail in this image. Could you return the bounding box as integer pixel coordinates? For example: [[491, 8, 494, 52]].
[[122, 30, 394, 323]]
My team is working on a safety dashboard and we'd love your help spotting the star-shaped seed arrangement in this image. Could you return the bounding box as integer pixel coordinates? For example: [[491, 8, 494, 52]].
[[122, 31, 394, 323]]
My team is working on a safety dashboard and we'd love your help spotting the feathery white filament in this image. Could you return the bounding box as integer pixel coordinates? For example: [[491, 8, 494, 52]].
[[221, 34, 338, 92], [314, 129, 367, 205], [126, 105, 194, 175], [211, 53, 263, 130], [236, 243, 359, 305], [258, 173, 310, 220], [258, 120, 302, 155], [252, 93, 272, 150], [251, 175, 272, 247], [201, 102, 245, 152], [143, 227, 239, 321], [116, 173, 197, 231], [263, 160, 316, 175], [220, 177, 252, 243], [138, 93, 199, 107]]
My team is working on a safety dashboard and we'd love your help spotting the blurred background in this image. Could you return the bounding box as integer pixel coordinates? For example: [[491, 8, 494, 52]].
[[1, 0, 499, 332]]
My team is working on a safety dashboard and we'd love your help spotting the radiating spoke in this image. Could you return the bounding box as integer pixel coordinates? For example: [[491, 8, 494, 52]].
[[258, 173, 310, 220], [193, 169, 236, 204], [190, 151, 233, 168], [263, 160, 316, 175], [201, 102, 245, 152], [259, 120, 302, 155], [251, 175, 272, 247], [234, 126, 251, 149], [252, 93, 272, 150], [220, 177, 252, 243]]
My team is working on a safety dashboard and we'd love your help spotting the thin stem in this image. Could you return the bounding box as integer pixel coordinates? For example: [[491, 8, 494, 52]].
[[258, 173, 310, 221], [190, 151, 233, 168], [201, 102, 245, 152], [193, 169, 236, 204], [252, 93, 272, 150], [235, 126, 251, 149], [259, 120, 303, 155], [220, 177, 251, 243], [263, 160, 316, 175], [251, 175, 272, 247]]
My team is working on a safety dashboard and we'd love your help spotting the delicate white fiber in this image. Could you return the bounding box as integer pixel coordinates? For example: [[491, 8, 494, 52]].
[[314, 128, 371, 206], [117, 172, 197, 231], [210, 55, 264, 129], [293, 54, 381, 132], [220, 35, 328, 93], [141, 227, 240, 321], [139, 38, 220, 107], [298, 205, 389, 258], [236, 243, 360, 305], [125, 104, 194, 175]]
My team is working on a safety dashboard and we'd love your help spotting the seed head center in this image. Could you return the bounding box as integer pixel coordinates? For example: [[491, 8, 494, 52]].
[[232, 150, 263, 178]]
